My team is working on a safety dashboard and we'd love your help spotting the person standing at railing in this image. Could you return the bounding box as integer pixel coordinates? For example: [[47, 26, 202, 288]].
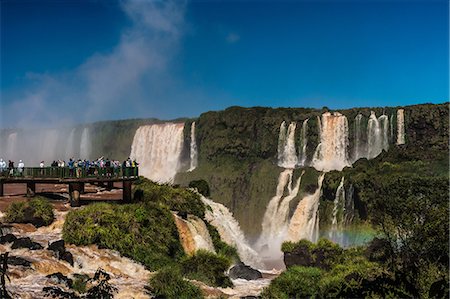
[[68, 159, 74, 177], [0, 159, 6, 175], [17, 160, 24, 176], [8, 160, 14, 176], [40, 161, 45, 176]]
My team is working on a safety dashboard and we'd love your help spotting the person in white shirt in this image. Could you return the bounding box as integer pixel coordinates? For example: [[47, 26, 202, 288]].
[[18, 160, 25, 175]]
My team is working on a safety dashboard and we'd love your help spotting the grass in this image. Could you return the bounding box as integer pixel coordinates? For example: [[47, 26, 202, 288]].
[[148, 267, 204, 299]]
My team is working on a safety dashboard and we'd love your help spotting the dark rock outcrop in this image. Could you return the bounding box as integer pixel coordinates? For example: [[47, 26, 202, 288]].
[[11, 237, 43, 250], [42, 286, 79, 299], [47, 239, 74, 266], [0, 234, 17, 244], [7, 256, 32, 267], [229, 262, 262, 280], [46, 272, 73, 288]]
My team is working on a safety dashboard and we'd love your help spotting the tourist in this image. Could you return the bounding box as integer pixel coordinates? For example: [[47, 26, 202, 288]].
[[18, 160, 24, 176], [0, 159, 6, 174], [68, 158, 74, 177], [8, 160, 14, 176]]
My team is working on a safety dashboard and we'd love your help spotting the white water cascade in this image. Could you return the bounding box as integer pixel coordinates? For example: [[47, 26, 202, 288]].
[[277, 122, 298, 168], [367, 112, 390, 159], [188, 122, 198, 171], [6, 132, 18, 159], [130, 123, 185, 183], [397, 109, 405, 145], [312, 112, 349, 172], [353, 114, 365, 162], [298, 119, 309, 166], [287, 173, 325, 243], [390, 114, 394, 143], [258, 169, 304, 262], [201, 196, 262, 269], [79, 127, 91, 159], [329, 177, 345, 244], [173, 213, 215, 255]]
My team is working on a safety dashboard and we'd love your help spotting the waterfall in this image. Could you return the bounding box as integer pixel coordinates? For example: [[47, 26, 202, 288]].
[[353, 114, 364, 162], [188, 122, 198, 171], [65, 128, 76, 159], [312, 112, 349, 172], [329, 177, 345, 243], [367, 112, 381, 159], [390, 114, 394, 143], [397, 109, 405, 145], [40, 130, 60, 163], [379, 115, 389, 152], [277, 122, 298, 168], [173, 213, 215, 255], [201, 196, 262, 268], [130, 123, 185, 183], [80, 127, 91, 159], [287, 173, 325, 242], [367, 112, 390, 159], [298, 119, 309, 166], [344, 183, 355, 226], [258, 169, 304, 261]]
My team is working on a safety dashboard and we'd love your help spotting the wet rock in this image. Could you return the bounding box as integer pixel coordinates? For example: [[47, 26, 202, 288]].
[[46, 272, 73, 288], [48, 240, 65, 254], [11, 237, 43, 250], [60, 251, 74, 266], [7, 256, 32, 267], [229, 262, 262, 280], [43, 286, 79, 299], [0, 233, 17, 244], [178, 211, 188, 220]]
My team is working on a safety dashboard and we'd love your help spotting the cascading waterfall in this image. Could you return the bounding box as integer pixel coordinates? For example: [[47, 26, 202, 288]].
[[390, 114, 394, 143], [298, 119, 309, 166], [130, 123, 185, 183], [188, 122, 198, 171], [287, 173, 325, 242], [367, 112, 382, 159], [173, 213, 215, 255], [397, 109, 405, 145], [41, 130, 60, 163], [258, 169, 304, 262], [353, 114, 364, 162], [379, 115, 389, 152], [6, 132, 18, 159], [201, 196, 262, 268], [329, 177, 345, 244], [344, 184, 355, 226], [277, 122, 298, 168], [312, 112, 349, 172], [79, 127, 91, 159]]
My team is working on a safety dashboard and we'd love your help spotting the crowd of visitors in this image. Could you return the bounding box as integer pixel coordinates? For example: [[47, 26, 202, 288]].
[[0, 157, 138, 178]]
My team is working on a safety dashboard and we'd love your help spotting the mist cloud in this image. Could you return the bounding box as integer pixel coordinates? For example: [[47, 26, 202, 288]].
[[1, 0, 186, 128]]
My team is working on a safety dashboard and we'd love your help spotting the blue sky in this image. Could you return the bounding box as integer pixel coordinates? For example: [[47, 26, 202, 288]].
[[1, 0, 448, 127]]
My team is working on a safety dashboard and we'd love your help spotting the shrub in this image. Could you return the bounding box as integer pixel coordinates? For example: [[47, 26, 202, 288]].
[[133, 178, 206, 218], [261, 266, 322, 298], [149, 267, 203, 299], [181, 250, 232, 288], [5, 197, 54, 227], [63, 202, 184, 270], [205, 223, 240, 262], [188, 180, 210, 197]]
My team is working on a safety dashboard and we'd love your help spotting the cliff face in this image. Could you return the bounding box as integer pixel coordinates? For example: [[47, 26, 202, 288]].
[[176, 102, 449, 238]]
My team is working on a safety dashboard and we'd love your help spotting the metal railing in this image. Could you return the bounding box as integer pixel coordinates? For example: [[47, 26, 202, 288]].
[[0, 167, 139, 179]]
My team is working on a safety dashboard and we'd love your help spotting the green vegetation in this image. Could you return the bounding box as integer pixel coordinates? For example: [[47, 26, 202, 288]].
[[180, 250, 233, 288], [63, 202, 184, 270], [148, 267, 203, 299], [205, 222, 240, 262], [261, 266, 323, 298], [133, 178, 205, 219], [5, 197, 54, 227], [188, 180, 210, 197]]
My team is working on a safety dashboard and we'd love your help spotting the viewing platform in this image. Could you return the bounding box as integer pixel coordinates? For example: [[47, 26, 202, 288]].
[[0, 167, 139, 207]]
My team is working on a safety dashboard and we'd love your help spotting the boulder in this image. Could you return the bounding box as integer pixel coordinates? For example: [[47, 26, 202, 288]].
[[46, 272, 73, 288], [7, 256, 32, 267], [228, 262, 262, 280], [42, 286, 79, 299], [11, 237, 43, 250], [60, 251, 74, 266], [0, 233, 17, 244], [48, 240, 65, 254]]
